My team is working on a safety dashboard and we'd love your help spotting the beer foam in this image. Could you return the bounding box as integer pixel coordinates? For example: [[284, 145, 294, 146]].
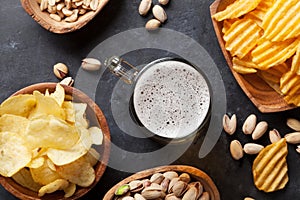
[[133, 60, 210, 139]]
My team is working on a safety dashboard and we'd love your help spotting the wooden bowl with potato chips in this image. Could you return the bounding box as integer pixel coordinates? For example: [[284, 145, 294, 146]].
[[0, 82, 111, 199], [210, 0, 300, 113]]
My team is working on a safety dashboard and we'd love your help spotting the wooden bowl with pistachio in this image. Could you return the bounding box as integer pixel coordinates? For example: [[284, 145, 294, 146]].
[[103, 165, 220, 200], [0, 82, 111, 199], [20, 0, 110, 34]]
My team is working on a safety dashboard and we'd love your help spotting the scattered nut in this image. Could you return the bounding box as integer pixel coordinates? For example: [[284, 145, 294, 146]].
[[60, 77, 74, 86], [252, 121, 268, 140], [230, 140, 244, 160], [81, 58, 101, 71], [242, 114, 257, 135], [243, 143, 264, 155], [286, 118, 300, 131], [284, 132, 300, 144], [145, 19, 161, 30], [244, 197, 255, 200], [53, 63, 68, 79], [139, 0, 152, 16], [296, 145, 300, 154], [159, 0, 169, 6], [152, 5, 167, 23], [223, 114, 237, 135], [269, 129, 281, 143]]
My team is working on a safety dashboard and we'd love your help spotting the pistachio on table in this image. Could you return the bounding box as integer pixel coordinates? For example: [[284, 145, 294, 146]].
[[114, 171, 210, 200], [145, 19, 161, 31], [296, 145, 300, 154], [243, 143, 264, 155], [138, 0, 152, 16], [81, 58, 101, 71], [242, 114, 257, 135], [152, 5, 167, 23], [252, 121, 268, 140], [230, 140, 244, 160], [284, 132, 300, 144], [286, 118, 300, 131], [223, 114, 237, 135], [269, 129, 281, 144], [159, 0, 170, 6], [53, 63, 68, 79]]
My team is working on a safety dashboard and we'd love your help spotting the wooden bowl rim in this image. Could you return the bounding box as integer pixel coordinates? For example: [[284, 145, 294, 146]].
[[103, 165, 220, 200], [210, 0, 296, 113], [20, 0, 110, 34], [0, 82, 111, 200]]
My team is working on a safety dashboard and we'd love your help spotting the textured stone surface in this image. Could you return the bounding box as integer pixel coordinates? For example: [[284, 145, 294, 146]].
[[1, 0, 299, 199]]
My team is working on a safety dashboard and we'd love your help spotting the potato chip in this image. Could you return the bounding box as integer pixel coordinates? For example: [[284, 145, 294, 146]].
[[224, 18, 262, 59], [284, 92, 300, 106], [0, 132, 31, 177], [258, 63, 289, 84], [251, 37, 300, 70], [243, 0, 275, 27], [29, 91, 65, 120], [89, 126, 103, 145], [73, 103, 89, 128], [232, 56, 258, 74], [212, 0, 262, 21], [50, 84, 65, 107], [64, 182, 76, 198], [252, 138, 288, 192], [291, 45, 300, 75], [27, 156, 45, 169], [0, 114, 28, 136], [0, 94, 36, 117], [25, 115, 80, 149], [62, 101, 76, 124], [280, 71, 300, 95], [222, 18, 238, 34], [84, 148, 100, 167], [12, 168, 42, 192], [38, 179, 69, 197], [30, 158, 62, 185], [262, 0, 300, 42], [47, 125, 92, 166], [56, 156, 95, 187]]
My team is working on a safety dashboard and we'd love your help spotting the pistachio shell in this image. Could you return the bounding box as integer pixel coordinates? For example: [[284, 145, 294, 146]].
[[269, 129, 281, 143], [230, 140, 243, 160], [252, 121, 268, 140], [287, 118, 300, 131], [152, 5, 167, 23], [115, 184, 130, 196], [150, 173, 164, 184], [242, 114, 257, 135], [163, 171, 178, 180], [179, 173, 191, 183]]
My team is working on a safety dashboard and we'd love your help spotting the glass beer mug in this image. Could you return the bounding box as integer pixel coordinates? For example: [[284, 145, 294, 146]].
[[105, 56, 211, 142]]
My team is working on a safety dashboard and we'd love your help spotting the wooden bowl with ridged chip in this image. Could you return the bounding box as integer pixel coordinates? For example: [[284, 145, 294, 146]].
[[210, 0, 296, 113], [20, 0, 110, 34], [0, 82, 111, 200]]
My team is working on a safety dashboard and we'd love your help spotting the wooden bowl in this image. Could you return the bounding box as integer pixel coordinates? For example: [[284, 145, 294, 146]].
[[210, 0, 296, 113], [20, 0, 110, 34], [103, 165, 220, 200], [0, 82, 111, 200]]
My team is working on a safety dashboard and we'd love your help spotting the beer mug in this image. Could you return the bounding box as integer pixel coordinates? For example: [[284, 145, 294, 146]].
[[105, 56, 211, 142]]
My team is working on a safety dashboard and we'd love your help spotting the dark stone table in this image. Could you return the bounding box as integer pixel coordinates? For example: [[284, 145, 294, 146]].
[[1, 0, 299, 199]]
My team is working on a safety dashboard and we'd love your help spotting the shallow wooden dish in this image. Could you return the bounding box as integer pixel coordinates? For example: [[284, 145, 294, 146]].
[[210, 0, 296, 113], [103, 165, 220, 200], [0, 82, 111, 200], [20, 0, 110, 34]]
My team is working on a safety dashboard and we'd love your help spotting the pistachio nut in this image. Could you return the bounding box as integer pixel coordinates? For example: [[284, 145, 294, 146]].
[[145, 19, 161, 31], [163, 171, 178, 180], [199, 191, 210, 200], [129, 180, 144, 192], [182, 185, 198, 200], [142, 179, 151, 188], [244, 197, 255, 200], [296, 145, 300, 154], [269, 129, 281, 143], [165, 194, 181, 200], [171, 180, 188, 197], [150, 173, 164, 184], [122, 197, 134, 200], [223, 114, 237, 135], [134, 193, 146, 200], [230, 140, 243, 160], [287, 118, 300, 131], [81, 58, 101, 71], [168, 177, 180, 193], [141, 188, 165, 199], [115, 184, 130, 196], [160, 178, 170, 192], [189, 181, 203, 198], [179, 173, 191, 183], [242, 114, 257, 135], [53, 63, 68, 79], [243, 143, 264, 155], [138, 0, 152, 16], [284, 132, 300, 144], [152, 5, 167, 23], [252, 121, 268, 140], [159, 0, 169, 6], [60, 77, 74, 86]]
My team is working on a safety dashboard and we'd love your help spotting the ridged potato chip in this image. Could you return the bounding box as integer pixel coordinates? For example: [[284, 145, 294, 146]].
[[251, 37, 300, 70], [12, 168, 42, 192], [232, 55, 258, 74], [222, 18, 238, 34], [0, 132, 31, 177], [280, 71, 300, 95], [252, 138, 288, 192], [56, 156, 95, 187], [0, 94, 36, 117], [224, 18, 262, 59], [212, 0, 262, 21], [258, 63, 289, 84], [262, 0, 300, 42], [291, 45, 300, 75]]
